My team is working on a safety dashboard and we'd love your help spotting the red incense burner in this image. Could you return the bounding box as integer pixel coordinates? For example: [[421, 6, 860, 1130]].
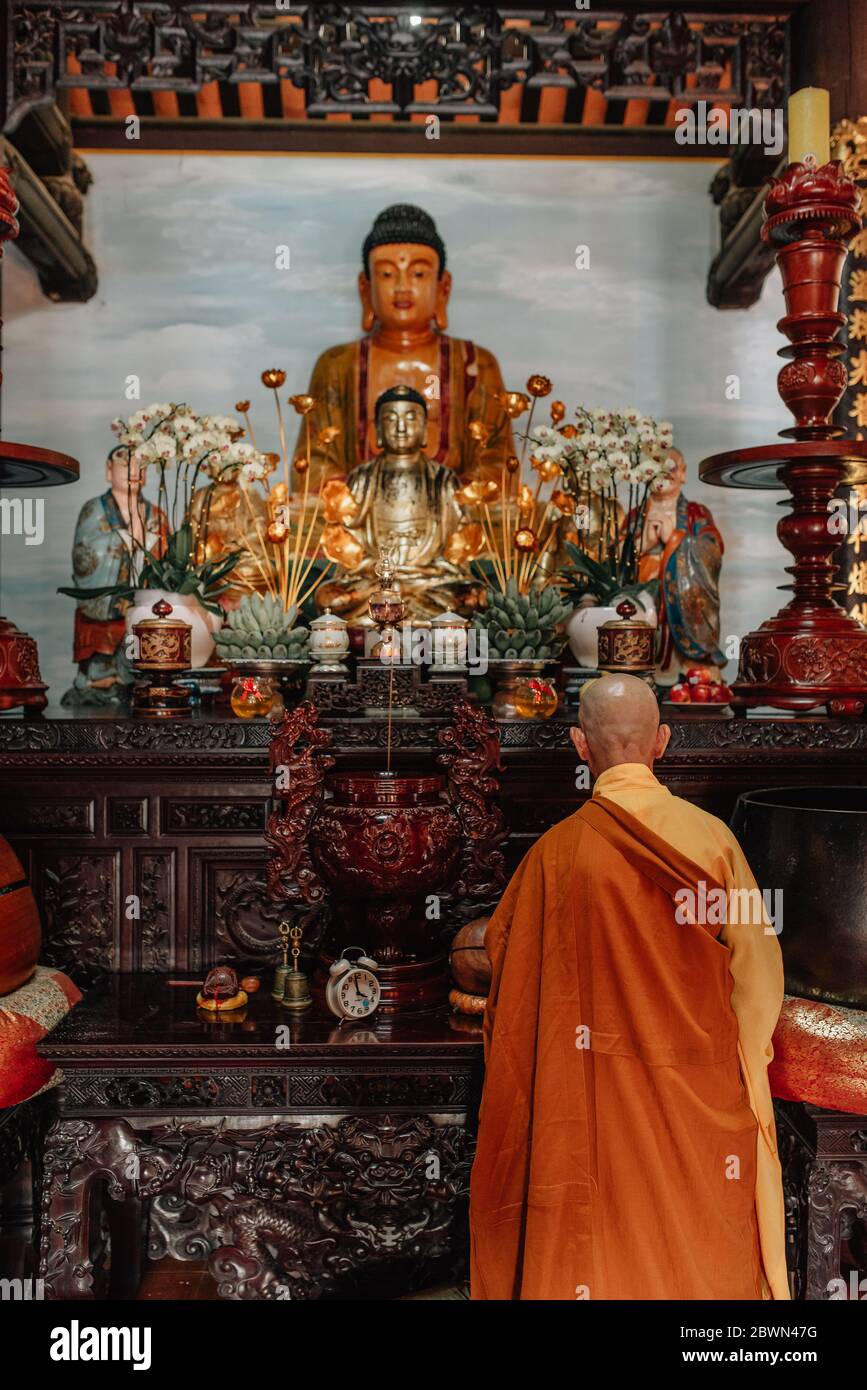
[[266, 700, 506, 1014]]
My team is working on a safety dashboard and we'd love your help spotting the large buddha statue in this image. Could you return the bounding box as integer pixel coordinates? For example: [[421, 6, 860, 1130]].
[[295, 204, 512, 486], [317, 385, 483, 620]]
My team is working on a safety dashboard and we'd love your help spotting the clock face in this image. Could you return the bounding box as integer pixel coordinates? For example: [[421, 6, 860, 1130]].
[[332, 967, 381, 1020]]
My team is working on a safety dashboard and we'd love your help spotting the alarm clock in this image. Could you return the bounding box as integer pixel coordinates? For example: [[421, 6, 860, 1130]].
[[325, 948, 381, 1023]]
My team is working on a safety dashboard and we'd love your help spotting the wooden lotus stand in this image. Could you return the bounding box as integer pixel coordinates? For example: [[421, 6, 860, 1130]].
[[700, 161, 867, 714], [0, 165, 79, 712]]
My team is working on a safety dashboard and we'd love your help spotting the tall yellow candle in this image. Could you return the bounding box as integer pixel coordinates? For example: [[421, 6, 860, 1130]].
[[787, 87, 830, 166]]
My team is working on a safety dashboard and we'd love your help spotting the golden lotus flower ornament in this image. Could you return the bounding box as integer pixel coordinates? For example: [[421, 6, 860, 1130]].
[[468, 419, 490, 444], [271, 482, 288, 505], [505, 454, 521, 475], [289, 394, 317, 416], [322, 523, 365, 571], [266, 520, 289, 544], [294, 456, 310, 476], [444, 522, 486, 565], [527, 374, 553, 398], [261, 369, 287, 390], [531, 455, 562, 482], [263, 452, 280, 474], [495, 391, 531, 419], [317, 425, 341, 447], [517, 483, 534, 513], [321, 479, 360, 525], [235, 400, 251, 414], [514, 528, 539, 553], [551, 489, 576, 515], [455, 479, 499, 506], [550, 400, 566, 424]]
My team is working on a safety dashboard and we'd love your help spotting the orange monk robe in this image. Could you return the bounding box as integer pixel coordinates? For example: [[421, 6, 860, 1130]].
[[470, 763, 789, 1301], [293, 337, 512, 485]]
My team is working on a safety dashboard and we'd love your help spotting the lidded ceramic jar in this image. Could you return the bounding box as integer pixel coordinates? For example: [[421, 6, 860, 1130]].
[[309, 607, 350, 673]]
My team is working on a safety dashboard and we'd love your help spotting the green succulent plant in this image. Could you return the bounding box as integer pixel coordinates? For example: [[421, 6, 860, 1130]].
[[473, 576, 572, 660], [215, 593, 310, 662]]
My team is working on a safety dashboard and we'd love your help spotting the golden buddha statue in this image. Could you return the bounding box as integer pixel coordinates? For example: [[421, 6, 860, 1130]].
[[189, 479, 270, 604], [316, 385, 484, 621], [295, 204, 512, 486]]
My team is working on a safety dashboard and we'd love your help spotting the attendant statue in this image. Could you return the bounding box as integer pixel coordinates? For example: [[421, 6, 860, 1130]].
[[61, 447, 165, 705], [636, 448, 725, 683], [316, 385, 484, 621], [295, 204, 512, 485]]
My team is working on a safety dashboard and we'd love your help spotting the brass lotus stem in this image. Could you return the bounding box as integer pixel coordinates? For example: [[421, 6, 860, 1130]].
[[290, 494, 327, 609], [520, 399, 537, 471], [500, 465, 510, 581], [288, 465, 311, 607], [295, 567, 330, 611], [272, 390, 289, 499], [240, 485, 278, 598], [243, 409, 258, 453], [479, 509, 506, 591], [526, 528, 556, 587]]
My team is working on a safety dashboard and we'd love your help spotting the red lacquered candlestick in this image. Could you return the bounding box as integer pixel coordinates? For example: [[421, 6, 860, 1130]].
[[700, 160, 867, 715]]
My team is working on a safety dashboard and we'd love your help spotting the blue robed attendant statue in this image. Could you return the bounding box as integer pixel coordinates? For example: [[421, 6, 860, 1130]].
[[62, 447, 165, 705], [635, 448, 725, 684]]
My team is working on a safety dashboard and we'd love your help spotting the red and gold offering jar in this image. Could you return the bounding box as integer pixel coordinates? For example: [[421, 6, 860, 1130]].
[[597, 599, 655, 682], [131, 598, 193, 718]]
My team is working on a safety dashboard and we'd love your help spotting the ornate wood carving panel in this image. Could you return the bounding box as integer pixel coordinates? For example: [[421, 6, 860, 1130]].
[[132, 850, 173, 972], [191, 850, 284, 971], [36, 851, 118, 981]]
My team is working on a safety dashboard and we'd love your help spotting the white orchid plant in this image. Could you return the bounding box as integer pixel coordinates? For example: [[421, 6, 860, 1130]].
[[529, 406, 676, 605], [60, 402, 273, 614]]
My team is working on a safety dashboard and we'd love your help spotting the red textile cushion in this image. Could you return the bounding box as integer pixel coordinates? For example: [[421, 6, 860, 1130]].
[[770, 995, 867, 1115], [0, 966, 81, 1108]]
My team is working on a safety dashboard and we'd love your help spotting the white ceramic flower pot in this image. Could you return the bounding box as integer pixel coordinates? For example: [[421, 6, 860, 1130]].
[[567, 593, 657, 669], [567, 604, 617, 667], [126, 589, 221, 670]]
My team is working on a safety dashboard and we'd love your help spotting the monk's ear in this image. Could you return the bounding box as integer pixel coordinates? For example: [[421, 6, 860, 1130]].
[[655, 722, 672, 760], [359, 272, 375, 332], [570, 725, 589, 762]]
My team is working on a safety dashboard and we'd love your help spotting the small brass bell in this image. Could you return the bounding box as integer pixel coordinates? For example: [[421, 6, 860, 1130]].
[[272, 921, 292, 1002], [278, 920, 312, 1012]]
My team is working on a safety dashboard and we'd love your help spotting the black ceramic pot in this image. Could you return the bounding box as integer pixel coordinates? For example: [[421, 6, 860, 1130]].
[[731, 786, 867, 1010]]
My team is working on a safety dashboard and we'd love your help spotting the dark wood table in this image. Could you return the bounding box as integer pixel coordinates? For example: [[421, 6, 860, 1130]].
[[36, 973, 483, 1301]]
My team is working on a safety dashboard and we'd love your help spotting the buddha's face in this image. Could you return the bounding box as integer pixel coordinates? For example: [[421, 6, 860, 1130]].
[[376, 398, 427, 456], [361, 243, 451, 334]]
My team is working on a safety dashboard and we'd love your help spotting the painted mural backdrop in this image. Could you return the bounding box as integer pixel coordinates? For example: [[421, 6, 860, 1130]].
[[0, 153, 787, 701]]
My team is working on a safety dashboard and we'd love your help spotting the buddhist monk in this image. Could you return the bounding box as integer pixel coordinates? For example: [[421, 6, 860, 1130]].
[[470, 674, 789, 1301]]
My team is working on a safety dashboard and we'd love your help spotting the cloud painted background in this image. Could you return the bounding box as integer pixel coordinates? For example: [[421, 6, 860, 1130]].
[[0, 153, 787, 701]]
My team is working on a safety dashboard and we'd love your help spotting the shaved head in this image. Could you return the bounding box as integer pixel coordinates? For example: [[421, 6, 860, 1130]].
[[570, 674, 670, 777]]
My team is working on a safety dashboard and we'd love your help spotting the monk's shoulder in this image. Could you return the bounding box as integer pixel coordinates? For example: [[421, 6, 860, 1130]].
[[670, 793, 741, 861], [532, 809, 588, 860]]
